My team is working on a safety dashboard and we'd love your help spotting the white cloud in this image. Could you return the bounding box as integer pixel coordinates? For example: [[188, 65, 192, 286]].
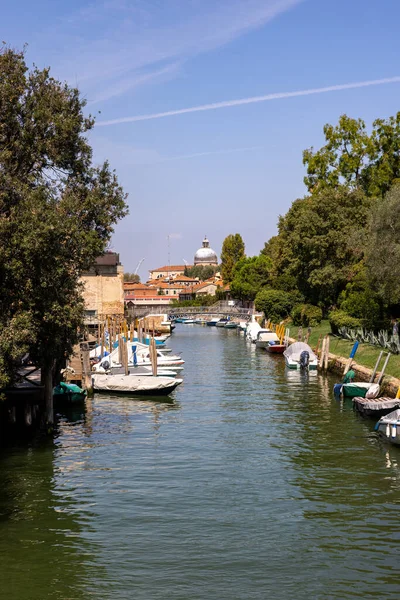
[[96, 76, 400, 126], [48, 0, 304, 103]]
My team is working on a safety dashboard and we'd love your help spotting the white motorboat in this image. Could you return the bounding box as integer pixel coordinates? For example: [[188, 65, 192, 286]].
[[93, 344, 184, 373], [283, 342, 318, 370], [375, 409, 400, 445], [246, 321, 261, 342], [255, 329, 279, 349], [92, 373, 183, 396]]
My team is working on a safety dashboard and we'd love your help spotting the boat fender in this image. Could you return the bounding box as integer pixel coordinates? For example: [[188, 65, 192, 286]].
[[333, 384, 343, 396], [392, 424, 397, 438], [386, 424, 390, 437]]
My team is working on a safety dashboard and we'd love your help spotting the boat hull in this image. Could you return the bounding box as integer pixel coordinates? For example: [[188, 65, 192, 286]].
[[353, 396, 400, 418], [266, 344, 286, 354], [92, 374, 183, 396]]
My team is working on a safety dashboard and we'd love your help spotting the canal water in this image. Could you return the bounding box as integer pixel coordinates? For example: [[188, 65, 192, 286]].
[[1, 325, 400, 599]]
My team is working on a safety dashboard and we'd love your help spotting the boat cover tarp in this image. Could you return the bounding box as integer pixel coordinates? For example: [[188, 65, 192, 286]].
[[342, 382, 373, 398], [283, 342, 317, 362], [377, 408, 400, 425], [353, 396, 400, 412], [92, 374, 182, 393], [257, 331, 279, 342]]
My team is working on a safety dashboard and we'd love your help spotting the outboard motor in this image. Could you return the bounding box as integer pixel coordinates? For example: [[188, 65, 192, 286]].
[[299, 350, 310, 370], [102, 360, 110, 371]]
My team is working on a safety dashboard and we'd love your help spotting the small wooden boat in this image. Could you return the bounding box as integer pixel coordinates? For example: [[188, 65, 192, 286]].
[[266, 341, 286, 354], [283, 342, 318, 370], [92, 374, 183, 396], [375, 409, 400, 445], [53, 382, 87, 403], [353, 395, 400, 418]]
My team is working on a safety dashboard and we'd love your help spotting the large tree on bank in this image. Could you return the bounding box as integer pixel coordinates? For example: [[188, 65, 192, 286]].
[[220, 233, 245, 283], [0, 47, 128, 399]]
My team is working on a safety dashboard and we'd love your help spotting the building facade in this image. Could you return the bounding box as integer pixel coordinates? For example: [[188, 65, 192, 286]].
[[81, 252, 124, 321]]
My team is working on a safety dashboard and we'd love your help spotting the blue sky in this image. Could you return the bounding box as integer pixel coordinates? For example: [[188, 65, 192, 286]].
[[3, 0, 400, 279]]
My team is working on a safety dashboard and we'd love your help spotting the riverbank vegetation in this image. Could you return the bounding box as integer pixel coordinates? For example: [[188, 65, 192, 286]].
[[231, 112, 400, 338], [0, 47, 128, 389]]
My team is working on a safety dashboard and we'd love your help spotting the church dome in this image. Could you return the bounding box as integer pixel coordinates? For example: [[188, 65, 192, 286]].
[[194, 236, 218, 266]]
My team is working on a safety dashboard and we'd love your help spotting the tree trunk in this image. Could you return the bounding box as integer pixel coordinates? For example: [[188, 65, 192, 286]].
[[41, 363, 54, 425]]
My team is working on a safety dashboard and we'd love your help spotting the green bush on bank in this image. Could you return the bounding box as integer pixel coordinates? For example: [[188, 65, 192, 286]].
[[255, 289, 296, 322], [329, 309, 362, 334], [291, 304, 323, 327]]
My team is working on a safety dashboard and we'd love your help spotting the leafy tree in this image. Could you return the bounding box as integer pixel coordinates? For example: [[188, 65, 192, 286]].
[[0, 47, 128, 399], [124, 272, 140, 282], [184, 264, 219, 280], [303, 112, 400, 197], [271, 187, 371, 307], [255, 289, 297, 323], [220, 233, 245, 283], [365, 183, 400, 305], [230, 255, 272, 301]]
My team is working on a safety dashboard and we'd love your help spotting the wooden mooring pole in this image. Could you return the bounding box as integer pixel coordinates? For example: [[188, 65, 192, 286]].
[[81, 342, 93, 395]]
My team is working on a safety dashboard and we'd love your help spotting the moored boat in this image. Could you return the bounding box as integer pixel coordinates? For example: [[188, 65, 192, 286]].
[[206, 318, 220, 326], [375, 409, 400, 445], [336, 382, 376, 398], [353, 395, 400, 418], [92, 373, 183, 396], [215, 318, 229, 327], [283, 342, 318, 370], [255, 329, 279, 349], [53, 381, 87, 403], [266, 341, 286, 354], [224, 322, 238, 329]]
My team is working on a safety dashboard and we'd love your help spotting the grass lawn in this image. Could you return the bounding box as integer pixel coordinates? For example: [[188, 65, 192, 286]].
[[289, 320, 400, 381]]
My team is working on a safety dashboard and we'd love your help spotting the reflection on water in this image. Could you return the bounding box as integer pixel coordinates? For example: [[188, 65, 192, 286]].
[[1, 325, 400, 599]]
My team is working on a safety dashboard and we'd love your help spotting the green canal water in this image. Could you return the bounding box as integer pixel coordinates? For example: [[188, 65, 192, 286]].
[[1, 325, 400, 599]]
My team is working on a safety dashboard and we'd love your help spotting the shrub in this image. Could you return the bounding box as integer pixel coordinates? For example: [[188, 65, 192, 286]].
[[255, 289, 295, 323], [329, 310, 362, 334], [292, 304, 323, 327], [340, 290, 381, 330]]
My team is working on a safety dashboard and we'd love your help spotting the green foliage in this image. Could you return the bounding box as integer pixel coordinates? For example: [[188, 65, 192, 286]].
[[340, 291, 381, 329], [329, 310, 362, 334], [254, 289, 295, 322], [291, 304, 323, 327], [184, 265, 219, 280], [220, 233, 245, 283], [0, 47, 128, 387], [365, 183, 400, 305], [271, 186, 371, 306], [303, 112, 400, 197], [230, 255, 272, 301], [123, 272, 140, 282]]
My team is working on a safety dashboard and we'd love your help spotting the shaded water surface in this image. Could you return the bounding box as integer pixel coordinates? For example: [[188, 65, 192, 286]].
[[1, 325, 400, 599]]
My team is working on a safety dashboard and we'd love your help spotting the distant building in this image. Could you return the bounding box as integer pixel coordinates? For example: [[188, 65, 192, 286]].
[[194, 236, 218, 266], [149, 265, 191, 281], [81, 252, 124, 321]]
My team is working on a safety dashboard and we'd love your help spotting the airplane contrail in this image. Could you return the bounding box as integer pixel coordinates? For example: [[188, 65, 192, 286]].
[[96, 76, 400, 127]]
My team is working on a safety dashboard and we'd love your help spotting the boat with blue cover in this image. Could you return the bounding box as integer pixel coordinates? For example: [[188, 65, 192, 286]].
[[53, 382, 87, 403]]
